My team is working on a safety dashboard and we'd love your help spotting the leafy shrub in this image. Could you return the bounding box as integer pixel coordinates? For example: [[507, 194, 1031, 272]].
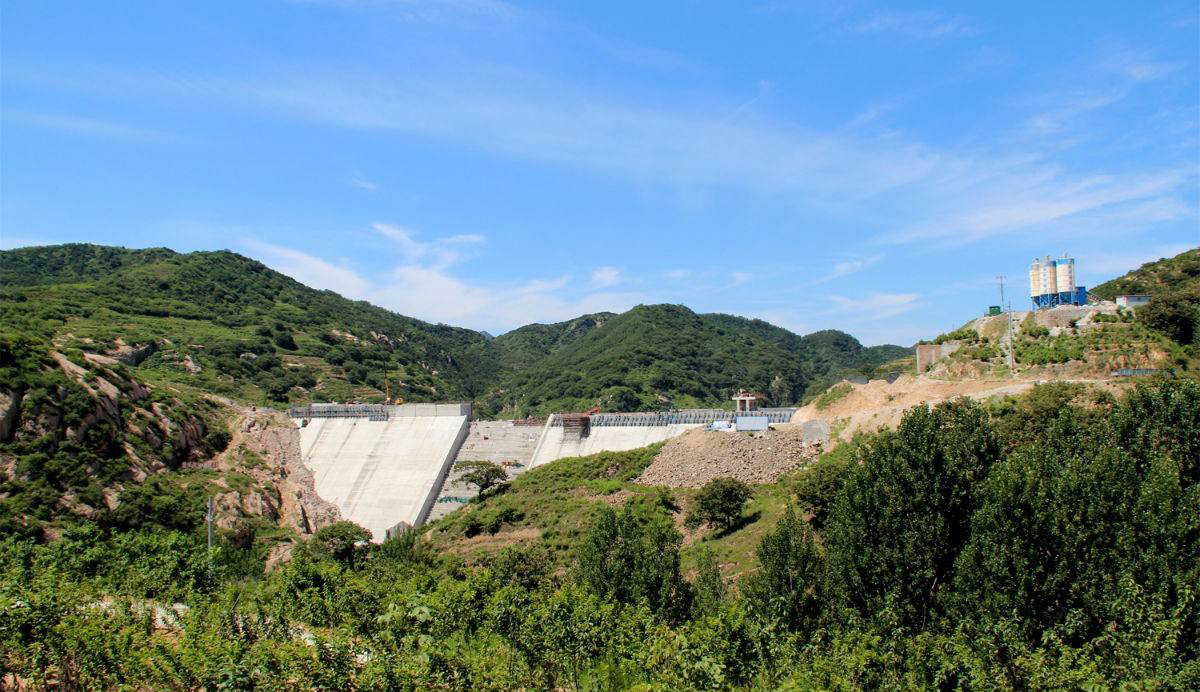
[[685, 477, 751, 532]]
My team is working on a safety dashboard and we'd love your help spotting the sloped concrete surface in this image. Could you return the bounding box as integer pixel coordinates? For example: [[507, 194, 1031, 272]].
[[529, 423, 701, 468], [297, 413, 467, 541]]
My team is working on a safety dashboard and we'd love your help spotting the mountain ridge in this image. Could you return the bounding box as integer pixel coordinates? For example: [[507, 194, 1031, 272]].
[[1, 243, 905, 413]]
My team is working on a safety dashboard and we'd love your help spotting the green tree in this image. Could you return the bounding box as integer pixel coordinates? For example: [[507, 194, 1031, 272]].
[[312, 520, 372, 566], [692, 546, 725, 617], [577, 504, 691, 620], [741, 505, 823, 632], [1138, 285, 1200, 345], [686, 477, 751, 532], [456, 460, 508, 495], [822, 399, 1001, 628]]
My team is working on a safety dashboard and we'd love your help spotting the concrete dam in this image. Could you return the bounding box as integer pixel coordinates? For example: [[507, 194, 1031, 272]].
[[291, 404, 469, 541], [292, 404, 798, 539]]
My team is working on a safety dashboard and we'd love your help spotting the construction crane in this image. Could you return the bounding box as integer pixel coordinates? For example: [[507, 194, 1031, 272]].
[[383, 376, 403, 405]]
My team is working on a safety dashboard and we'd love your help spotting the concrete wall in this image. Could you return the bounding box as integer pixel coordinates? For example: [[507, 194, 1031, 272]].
[[296, 412, 468, 541], [529, 423, 701, 468], [915, 342, 962, 373], [388, 403, 471, 417], [426, 421, 545, 522]]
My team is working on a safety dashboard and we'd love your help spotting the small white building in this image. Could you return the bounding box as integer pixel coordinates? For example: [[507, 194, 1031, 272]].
[[1115, 295, 1151, 308]]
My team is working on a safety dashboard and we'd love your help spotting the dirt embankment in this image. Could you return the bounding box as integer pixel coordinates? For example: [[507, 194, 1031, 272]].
[[637, 426, 820, 488], [791, 374, 1123, 440]]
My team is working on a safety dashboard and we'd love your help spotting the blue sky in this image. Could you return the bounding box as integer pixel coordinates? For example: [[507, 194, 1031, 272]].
[[1, 1, 1197, 345]]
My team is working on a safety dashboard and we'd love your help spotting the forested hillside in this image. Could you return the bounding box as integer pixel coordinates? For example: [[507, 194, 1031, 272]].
[[1090, 247, 1200, 347], [480, 305, 907, 416], [1091, 247, 1200, 299], [4, 379, 1196, 689], [1, 244, 905, 415], [1, 244, 500, 404]]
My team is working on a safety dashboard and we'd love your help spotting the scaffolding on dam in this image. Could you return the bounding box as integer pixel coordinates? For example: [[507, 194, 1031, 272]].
[[552, 408, 798, 428], [288, 404, 390, 421]]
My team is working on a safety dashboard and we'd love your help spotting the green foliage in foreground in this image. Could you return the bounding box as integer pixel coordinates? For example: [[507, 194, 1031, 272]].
[[1, 380, 1198, 690]]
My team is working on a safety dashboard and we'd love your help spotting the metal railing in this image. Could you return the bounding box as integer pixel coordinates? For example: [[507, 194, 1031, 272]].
[[287, 404, 389, 420], [549, 408, 798, 427]]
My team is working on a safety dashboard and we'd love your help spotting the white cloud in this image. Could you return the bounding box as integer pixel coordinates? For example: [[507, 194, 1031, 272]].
[[349, 170, 380, 191], [371, 222, 485, 268], [729, 272, 753, 287], [591, 266, 622, 288], [825, 292, 920, 320], [20, 62, 1191, 251], [243, 240, 372, 299], [814, 254, 882, 283], [847, 10, 977, 40], [1, 108, 175, 141], [1076, 243, 1197, 281], [242, 226, 645, 333], [1024, 93, 1120, 135], [661, 268, 691, 281]]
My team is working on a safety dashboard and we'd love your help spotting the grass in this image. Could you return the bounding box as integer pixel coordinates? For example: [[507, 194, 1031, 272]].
[[814, 383, 852, 410], [423, 441, 848, 584]]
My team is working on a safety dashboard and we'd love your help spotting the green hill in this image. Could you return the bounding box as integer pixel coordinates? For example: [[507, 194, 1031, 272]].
[[1091, 247, 1200, 299], [493, 312, 615, 373], [1, 244, 906, 414], [1, 244, 499, 405], [480, 305, 908, 417]]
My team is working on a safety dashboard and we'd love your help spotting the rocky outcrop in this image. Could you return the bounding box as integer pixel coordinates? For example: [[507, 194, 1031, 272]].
[[0, 388, 22, 443], [106, 339, 158, 366], [216, 410, 341, 536]]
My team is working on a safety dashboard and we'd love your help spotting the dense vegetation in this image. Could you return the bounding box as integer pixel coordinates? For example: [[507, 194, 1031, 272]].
[[1091, 248, 1200, 349], [1, 244, 905, 416], [479, 306, 907, 416], [1091, 247, 1200, 300], [2, 379, 1196, 689]]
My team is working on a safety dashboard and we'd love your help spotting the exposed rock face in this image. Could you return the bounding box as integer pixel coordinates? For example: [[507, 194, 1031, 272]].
[[216, 410, 341, 536], [106, 339, 158, 366], [0, 389, 22, 443]]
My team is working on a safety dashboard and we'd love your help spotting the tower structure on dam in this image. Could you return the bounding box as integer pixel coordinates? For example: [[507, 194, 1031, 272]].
[[1029, 253, 1086, 309]]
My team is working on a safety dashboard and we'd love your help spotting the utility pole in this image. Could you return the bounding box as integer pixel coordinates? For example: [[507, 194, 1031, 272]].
[[998, 275, 1016, 376]]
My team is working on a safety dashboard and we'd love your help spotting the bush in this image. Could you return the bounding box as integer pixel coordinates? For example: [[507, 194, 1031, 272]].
[[312, 521, 371, 565], [686, 477, 751, 532]]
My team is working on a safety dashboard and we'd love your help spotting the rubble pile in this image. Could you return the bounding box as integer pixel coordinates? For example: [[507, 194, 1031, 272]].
[[637, 425, 819, 488]]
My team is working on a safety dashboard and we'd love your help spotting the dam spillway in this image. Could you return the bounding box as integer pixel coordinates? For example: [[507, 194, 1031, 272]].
[[292, 404, 469, 541]]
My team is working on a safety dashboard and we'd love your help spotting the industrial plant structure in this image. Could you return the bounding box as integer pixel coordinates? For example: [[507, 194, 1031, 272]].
[[1029, 254, 1087, 309]]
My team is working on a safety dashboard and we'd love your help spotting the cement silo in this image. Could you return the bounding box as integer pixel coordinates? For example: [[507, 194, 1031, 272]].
[[1054, 254, 1075, 294], [1029, 253, 1086, 309]]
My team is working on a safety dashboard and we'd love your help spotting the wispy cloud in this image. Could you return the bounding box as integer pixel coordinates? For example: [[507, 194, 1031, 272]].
[[826, 292, 920, 320], [729, 272, 753, 287], [370, 222, 485, 268], [814, 254, 882, 283], [847, 10, 977, 41], [591, 266, 622, 288], [243, 239, 371, 299], [243, 224, 645, 332], [1, 108, 175, 141], [1076, 243, 1197, 280], [661, 268, 691, 281], [1024, 93, 1121, 135], [349, 170, 380, 191]]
